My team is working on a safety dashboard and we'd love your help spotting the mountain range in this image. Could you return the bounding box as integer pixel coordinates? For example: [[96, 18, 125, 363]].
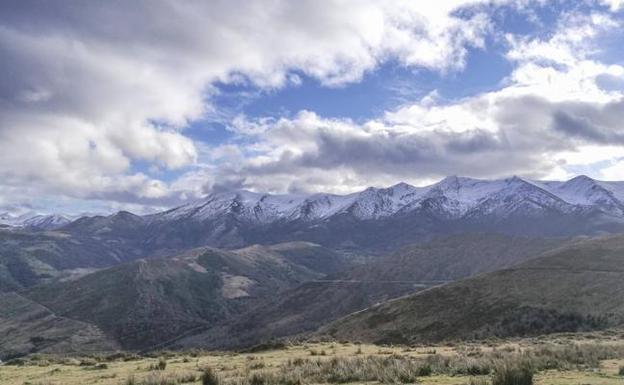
[[4, 175, 624, 358], [16, 175, 624, 256]]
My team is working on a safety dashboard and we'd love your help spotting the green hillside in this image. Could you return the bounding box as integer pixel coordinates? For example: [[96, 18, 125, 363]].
[[323, 235, 624, 344]]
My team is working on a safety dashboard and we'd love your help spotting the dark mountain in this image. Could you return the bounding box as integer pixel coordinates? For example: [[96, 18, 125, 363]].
[[322, 234, 624, 345], [3, 242, 345, 353], [0, 227, 145, 292], [173, 233, 569, 350]]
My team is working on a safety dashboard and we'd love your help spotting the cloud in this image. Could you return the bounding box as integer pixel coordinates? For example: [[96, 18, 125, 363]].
[[1, 1, 624, 213], [197, 10, 624, 194], [0, 0, 508, 211]]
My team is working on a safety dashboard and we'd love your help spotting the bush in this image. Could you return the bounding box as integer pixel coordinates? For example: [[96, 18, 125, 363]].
[[202, 367, 221, 385], [4, 358, 26, 366], [148, 357, 167, 371], [619, 366, 624, 376], [492, 363, 533, 385], [417, 364, 432, 376], [241, 340, 286, 353]]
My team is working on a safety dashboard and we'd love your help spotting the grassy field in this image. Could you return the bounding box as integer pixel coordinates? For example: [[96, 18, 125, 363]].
[[3, 332, 624, 385]]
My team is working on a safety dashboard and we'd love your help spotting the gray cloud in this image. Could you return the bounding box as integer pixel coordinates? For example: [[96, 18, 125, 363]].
[[1, 0, 623, 212], [551, 101, 624, 144], [222, 91, 624, 194], [0, 0, 499, 212]]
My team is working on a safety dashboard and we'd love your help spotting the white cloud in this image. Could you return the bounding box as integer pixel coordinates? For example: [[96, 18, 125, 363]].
[[198, 9, 624, 194], [1, 1, 624, 213], [0, 0, 507, 212], [601, 0, 624, 11], [601, 160, 624, 180]]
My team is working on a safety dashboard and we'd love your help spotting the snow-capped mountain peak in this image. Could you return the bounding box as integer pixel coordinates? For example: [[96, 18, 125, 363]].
[[49, 176, 624, 231], [146, 176, 624, 225], [0, 213, 70, 230], [536, 175, 624, 215]]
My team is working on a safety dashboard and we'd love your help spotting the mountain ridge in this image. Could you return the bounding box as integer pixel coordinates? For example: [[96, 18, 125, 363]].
[[73, 175, 624, 225], [50, 175, 624, 254]]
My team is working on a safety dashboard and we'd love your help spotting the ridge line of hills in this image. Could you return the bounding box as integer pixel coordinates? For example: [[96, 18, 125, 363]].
[[5, 174, 624, 231]]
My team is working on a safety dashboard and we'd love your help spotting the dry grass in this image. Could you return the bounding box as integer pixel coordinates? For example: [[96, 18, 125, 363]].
[[3, 333, 624, 385]]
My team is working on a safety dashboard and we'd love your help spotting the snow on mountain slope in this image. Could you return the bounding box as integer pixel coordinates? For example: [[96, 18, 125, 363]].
[[466, 177, 574, 218], [399, 176, 510, 217], [0, 213, 70, 229], [345, 183, 429, 219], [22, 214, 71, 230], [106, 175, 624, 227], [598, 181, 624, 201], [289, 192, 358, 221], [150, 191, 309, 223], [536, 175, 624, 216]]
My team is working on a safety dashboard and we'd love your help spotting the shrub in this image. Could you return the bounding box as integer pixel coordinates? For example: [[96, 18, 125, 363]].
[[241, 340, 286, 353], [149, 357, 167, 371], [4, 358, 26, 366], [249, 373, 264, 385], [619, 366, 624, 376], [202, 367, 220, 385], [492, 363, 533, 385], [417, 364, 433, 376]]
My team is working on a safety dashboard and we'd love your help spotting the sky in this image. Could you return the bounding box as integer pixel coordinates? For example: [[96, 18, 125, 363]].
[[1, 0, 624, 215]]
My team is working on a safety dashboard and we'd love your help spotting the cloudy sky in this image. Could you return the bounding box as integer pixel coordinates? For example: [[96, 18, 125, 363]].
[[1, 0, 624, 215]]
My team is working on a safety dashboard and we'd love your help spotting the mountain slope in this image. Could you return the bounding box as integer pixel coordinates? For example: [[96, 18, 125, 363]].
[[0, 228, 145, 292], [173, 233, 569, 349], [0, 292, 118, 360], [18, 242, 345, 351], [322, 234, 624, 344]]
